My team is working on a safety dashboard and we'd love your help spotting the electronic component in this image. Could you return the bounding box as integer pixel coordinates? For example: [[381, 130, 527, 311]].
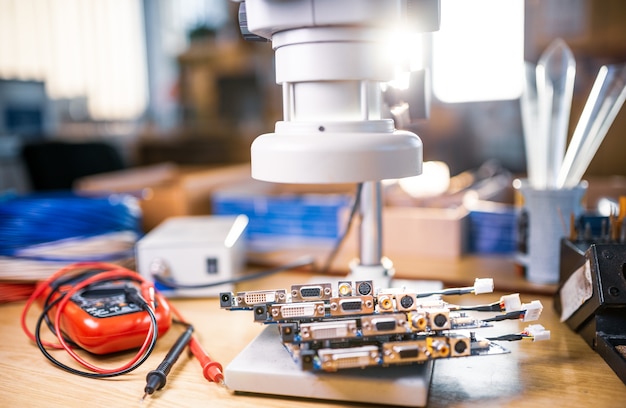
[[361, 313, 408, 336], [337, 281, 354, 297], [523, 324, 551, 341], [396, 293, 418, 311], [556, 241, 626, 385], [448, 335, 471, 357], [521, 300, 544, 322], [317, 346, 380, 372], [354, 280, 375, 296], [473, 278, 495, 294], [425, 309, 451, 331], [299, 320, 358, 341], [290, 283, 333, 302], [449, 313, 490, 329], [382, 340, 428, 364], [42, 278, 172, 355], [500, 293, 522, 311], [328, 296, 374, 316], [252, 304, 269, 322], [136, 215, 248, 298], [415, 278, 495, 299], [332, 280, 376, 298], [376, 293, 395, 313], [270, 301, 326, 321], [410, 311, 428, 331], [219, 292, 235, 308], [236, 289, 288, 307], [486, 325, 551, 342], [481, 301, 544, 323], [221, 280, 548, 375], [23, 261, 223, 392], [427, 337, 450, 358]]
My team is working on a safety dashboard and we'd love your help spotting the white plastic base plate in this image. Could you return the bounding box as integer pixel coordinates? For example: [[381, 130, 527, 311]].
[[225, 325, 433, 407]]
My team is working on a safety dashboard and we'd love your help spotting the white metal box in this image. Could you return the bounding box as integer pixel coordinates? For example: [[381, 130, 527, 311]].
[[136, 215, 248, 297]]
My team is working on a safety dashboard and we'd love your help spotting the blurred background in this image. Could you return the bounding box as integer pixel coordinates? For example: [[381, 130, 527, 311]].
[[1, 0, 625, 194]]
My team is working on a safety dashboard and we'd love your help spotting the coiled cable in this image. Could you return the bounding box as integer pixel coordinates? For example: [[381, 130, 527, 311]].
[[0, 192, 141, 261]]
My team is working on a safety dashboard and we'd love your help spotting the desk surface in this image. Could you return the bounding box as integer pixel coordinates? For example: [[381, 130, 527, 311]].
[[2, 271, 625, 408]]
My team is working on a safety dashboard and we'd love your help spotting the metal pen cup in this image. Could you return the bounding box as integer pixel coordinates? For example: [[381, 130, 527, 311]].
[[514, 178, 588, 284]]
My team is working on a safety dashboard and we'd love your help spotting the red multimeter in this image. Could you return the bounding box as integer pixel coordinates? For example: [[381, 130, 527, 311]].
[[41, 278, 172, 355]]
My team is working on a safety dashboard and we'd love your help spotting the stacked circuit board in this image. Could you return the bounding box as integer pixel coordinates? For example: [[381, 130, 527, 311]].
[[220, 279, 548, 372]]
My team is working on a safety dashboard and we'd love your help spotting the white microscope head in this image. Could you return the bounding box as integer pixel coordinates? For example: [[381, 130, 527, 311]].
[[235, 0, 440, 184]]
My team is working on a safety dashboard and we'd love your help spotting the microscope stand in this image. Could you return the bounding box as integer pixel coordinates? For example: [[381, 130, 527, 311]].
[[225, 325, 433, 407]]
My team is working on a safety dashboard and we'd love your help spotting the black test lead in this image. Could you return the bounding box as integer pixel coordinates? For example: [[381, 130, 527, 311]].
[[141, 325, 194, 401]]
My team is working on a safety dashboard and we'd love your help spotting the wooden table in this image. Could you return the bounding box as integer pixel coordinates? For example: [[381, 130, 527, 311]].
[[1, 270, 625, 408]]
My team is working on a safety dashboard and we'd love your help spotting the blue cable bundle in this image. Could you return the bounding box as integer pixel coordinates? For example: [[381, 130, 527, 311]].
[[0, 192, 142, 261]]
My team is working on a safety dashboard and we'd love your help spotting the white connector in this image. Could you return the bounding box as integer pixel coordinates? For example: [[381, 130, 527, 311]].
[[521, 300, 543, 322], [500, 293, 522, 311], [524, 324, 551, 341], [473, 278, 494, 294]]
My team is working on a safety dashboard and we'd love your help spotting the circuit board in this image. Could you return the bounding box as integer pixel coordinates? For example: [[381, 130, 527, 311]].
[[220, 278, 548, 373]]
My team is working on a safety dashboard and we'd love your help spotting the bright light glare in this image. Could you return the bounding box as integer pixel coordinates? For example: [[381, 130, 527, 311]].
[[597, 198, 618, 217], [384, 29, 424, 90], [224, 215, 249, 248], [398, 161, 451, 198], [433, 0, 524, 103]]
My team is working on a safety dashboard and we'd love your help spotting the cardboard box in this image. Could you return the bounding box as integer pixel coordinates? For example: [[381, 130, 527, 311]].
[[343, 205, 469, 260], [75, 163, 251, 231]]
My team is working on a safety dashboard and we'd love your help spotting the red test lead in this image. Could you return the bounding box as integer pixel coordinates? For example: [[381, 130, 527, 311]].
[[189, 337, 224, 384], [165, 302, 224, 385]]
